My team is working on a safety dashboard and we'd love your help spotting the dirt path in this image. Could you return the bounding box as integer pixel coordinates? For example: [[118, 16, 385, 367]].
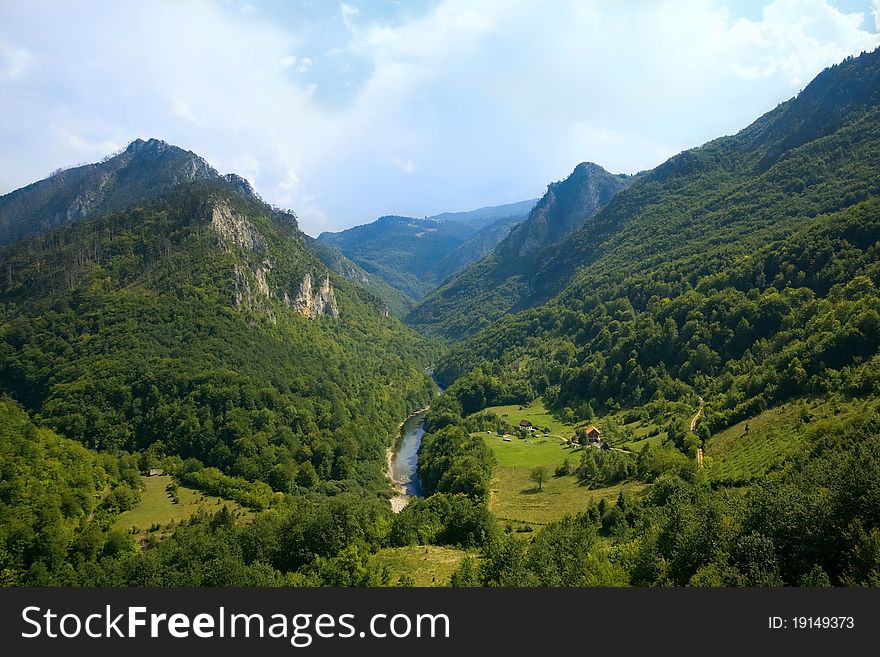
[[690, 396, 704, 432]]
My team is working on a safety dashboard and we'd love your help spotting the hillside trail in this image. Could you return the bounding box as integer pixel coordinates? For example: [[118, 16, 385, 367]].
[[690, 396, 704, 432], [691, 396, 705, 467]]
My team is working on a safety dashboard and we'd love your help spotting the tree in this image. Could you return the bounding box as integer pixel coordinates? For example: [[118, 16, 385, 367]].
[[530, 466, 549, 492], [555, 458, 572, 477]]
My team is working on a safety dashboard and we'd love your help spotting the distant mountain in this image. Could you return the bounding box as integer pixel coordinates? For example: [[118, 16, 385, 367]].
[[428, 198, 539, 229], [0, 138, 248, 245], [317, 199, 536, 300], [405, 163, 634, 340], [431, 214, 525, 283]]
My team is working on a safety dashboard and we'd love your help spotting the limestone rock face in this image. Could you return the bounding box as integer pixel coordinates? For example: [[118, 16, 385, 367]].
[[210, 202, 267, 253], [290, 272, 339, 318]]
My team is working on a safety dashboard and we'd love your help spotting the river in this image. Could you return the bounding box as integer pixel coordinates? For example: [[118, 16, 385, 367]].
[[388, 410, 428, 512], [387, 372, 444, 512]]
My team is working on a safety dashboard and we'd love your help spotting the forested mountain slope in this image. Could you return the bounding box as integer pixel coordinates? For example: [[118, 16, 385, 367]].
[[0, 177, 436, 501], [304, 235, 416, 317], [416, 50, 880, 589], [436, 49, 880, 436], [406, 162, 634, 340]]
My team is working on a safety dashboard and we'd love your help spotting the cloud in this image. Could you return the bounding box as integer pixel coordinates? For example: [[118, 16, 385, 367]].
[[1, 42, 33, 79], [726, 0, 880, 85], [60, 129, 122, 159], [341, 3, 359, 32], [390, 156, 417, 174], [0, 1, 878, 235], [172, 99, 201, 126], [281, 54, 312, 72]]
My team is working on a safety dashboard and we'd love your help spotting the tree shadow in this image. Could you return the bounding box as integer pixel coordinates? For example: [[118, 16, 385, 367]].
[[520, 487, 542, 495]]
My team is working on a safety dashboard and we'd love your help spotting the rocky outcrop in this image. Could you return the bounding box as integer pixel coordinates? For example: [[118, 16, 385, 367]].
[[222, 173, 259, 200], [288, 272, 339, 318], [210, 202, 267, 253], [508, 162, 633, 258]]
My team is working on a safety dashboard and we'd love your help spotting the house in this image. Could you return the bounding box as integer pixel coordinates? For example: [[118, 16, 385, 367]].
[[519, 419, 534, 431], [585, 426, 601, 443], [147, 468, 164, 476]]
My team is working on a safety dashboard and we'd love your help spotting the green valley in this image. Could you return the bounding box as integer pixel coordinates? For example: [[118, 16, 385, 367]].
[[1, 44, 879, 590]]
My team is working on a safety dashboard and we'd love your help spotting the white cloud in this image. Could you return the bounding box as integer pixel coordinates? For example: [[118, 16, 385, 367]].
[[60, 129, 121, 158], [172, 99, 201, 126], [341, 3, 359, 32], [278, 167, 300, 190], [281, 54, 312, 72], [390, 156, 417, 174], [725, 0, 880, 85]]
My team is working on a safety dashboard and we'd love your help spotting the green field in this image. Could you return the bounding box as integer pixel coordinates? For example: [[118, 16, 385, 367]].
[[485, 398, 683, 453], [485, 399, 579, 439], [476, 425, 646, 525], [620, 430, 666, 452], [489, 467, 646, 526], [703, 398, 872, 485], [371, 545, 473, 586], [481, 429, 583, 467], [113, 475, 250, 540]]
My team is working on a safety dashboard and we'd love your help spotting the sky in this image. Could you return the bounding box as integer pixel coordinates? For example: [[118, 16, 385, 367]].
[[1, 1, 879, 235]]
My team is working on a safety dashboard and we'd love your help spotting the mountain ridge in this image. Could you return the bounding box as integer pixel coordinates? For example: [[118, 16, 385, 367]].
[[317, 198, 536, 300], [0, 138, 240, 245], [405, 162, 634, 340]]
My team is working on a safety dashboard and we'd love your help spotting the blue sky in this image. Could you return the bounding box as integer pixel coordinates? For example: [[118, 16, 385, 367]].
[[1, 1, 879, 235]]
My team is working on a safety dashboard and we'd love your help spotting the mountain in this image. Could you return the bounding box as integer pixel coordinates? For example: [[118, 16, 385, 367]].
[[0, 138, 241, 245], [436, 48, 880, 418], [405, 162, 634, 340], [428, 198, 539, 229], [0, 165, 437, 491], [317, 199, 536, 300], [431, 214, 524, 282], [423, 49, 880, 589]]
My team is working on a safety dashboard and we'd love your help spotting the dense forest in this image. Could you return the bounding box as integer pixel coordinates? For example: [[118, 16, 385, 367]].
[[1, 49, 879, 588], [416, 50, 880, 586], [0, 174, 443, 584]]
